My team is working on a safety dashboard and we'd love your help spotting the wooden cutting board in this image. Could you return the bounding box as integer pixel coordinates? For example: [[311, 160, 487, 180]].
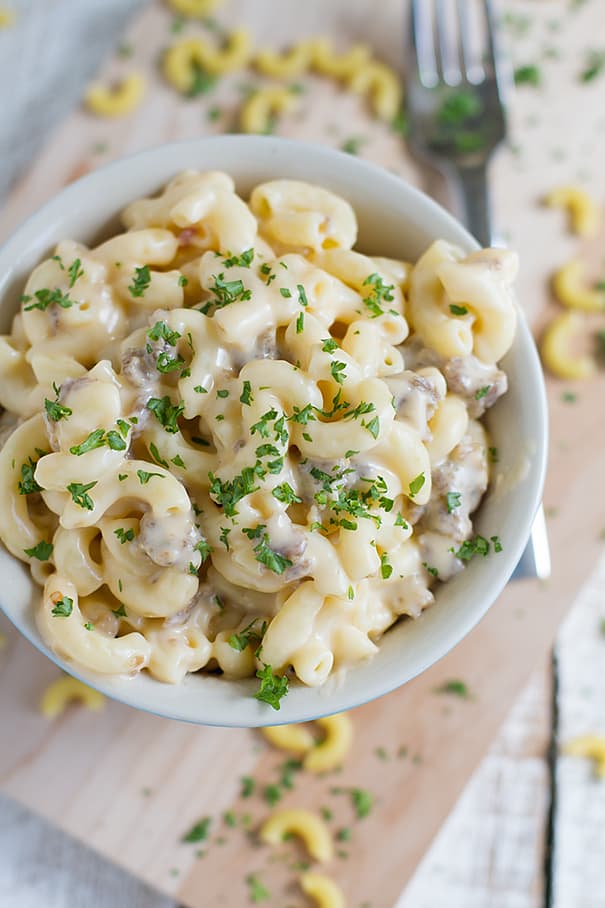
[[1, 1, 605, 906]]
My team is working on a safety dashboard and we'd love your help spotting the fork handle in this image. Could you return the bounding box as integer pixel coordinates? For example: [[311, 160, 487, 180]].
[[455, 163, 492, 247]]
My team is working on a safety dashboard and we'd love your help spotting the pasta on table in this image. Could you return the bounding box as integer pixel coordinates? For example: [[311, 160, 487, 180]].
[[0, 171, 516, 707]]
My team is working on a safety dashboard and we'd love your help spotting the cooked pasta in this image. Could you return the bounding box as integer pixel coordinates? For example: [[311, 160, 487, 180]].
[[0, 172, 515, 707]]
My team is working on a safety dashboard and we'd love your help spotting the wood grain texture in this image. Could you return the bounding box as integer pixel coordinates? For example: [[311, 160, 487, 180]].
[[1, 1, 604, 906]]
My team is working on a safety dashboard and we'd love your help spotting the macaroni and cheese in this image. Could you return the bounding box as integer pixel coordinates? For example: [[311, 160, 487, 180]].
[[0, 172, 516, 707]]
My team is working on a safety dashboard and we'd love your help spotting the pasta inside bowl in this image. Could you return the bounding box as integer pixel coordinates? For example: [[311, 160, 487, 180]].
[[0, 136, 547, 726]]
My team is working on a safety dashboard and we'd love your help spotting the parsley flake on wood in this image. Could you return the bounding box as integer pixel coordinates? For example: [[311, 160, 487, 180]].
[[181, 817, 211, 843], [255, 664, 289, 710], [434, 679, 471, 699], [128, 265, 151, 298], [514, 64, 541, 86], [187, 62, 217, 97], [351, 787, 373, 819], [580, 50, 605, 82], [246, 875, 270, 903], [24, 540, 53, 561], [240, 776, 255, 798]]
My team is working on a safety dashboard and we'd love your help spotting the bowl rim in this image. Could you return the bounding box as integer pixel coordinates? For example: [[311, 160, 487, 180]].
[[0, 135, 548, 726]]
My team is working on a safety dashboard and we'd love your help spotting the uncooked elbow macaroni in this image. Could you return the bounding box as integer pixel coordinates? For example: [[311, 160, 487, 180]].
[[84, 74, 147, 118], [0, 172, 515, 704]]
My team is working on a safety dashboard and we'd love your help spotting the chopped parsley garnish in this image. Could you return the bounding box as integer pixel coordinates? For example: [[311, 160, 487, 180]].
[[475, 385, 491, 400], [423, 562, 439, 578], [561, 390, 577, 403], [156, 350, 186, 374], [488, 446, 499, 463], [297, 283, 308, 307], [222, 248, 254, 268], [209, 467, 259, 517], [446, 492, 461, 513], [255, 663, 289, 710], [194, 385, 208, 394], [380, 552, 392, 579], [146, 396, 184, 433], [136, 469, 163, 485], [434, 679, 471, 699], [200, 273, 252, 315], [18, 452, 46, 495], [67, 480, 97, 510], [228, 618, 266, 653], [395, 513, 409, 528], [362, 272, 395, 318], [44, 396, 72, 422], [24, 540, 53, 561], [449, 304, 468, 316], [67, 258, 84, 287], [363, 415, 380, 439], [455, 535, 491, 560], [69, 429, 106, 455], [51, 595, 73, 617], [149, 442, 169, 468], [84, 622, 94, 631], [114, 527, 135, 544], [330, 360, 347, 384], [271, 482, 301, 505], [113, 604, 127, 618], [514, 64, 541, 86], [263, 784, 281, 806], [243, 525, 293, 574], [337, 827, 352, 841], [408, 473, 425, 498], [279, 287, 292, 298], [195, 539, 212, 563], [22, 287, 73, 311], [322, 337, 338, 353], [181, 817, 211, 843], [216, 388, 229, 398], [438, 90, 482, 125], [296, 311, 304, 333], [491, 535, 503, 553], [178, 274, 188, 287], [128, 265, 151, 298], [148, 320, 181, 345], [392, 110, 409, 136], [219, 527, 231, 549], [223, 811, 236, 827], [240, 380, 253, 405], [288, 404, 316, 425]]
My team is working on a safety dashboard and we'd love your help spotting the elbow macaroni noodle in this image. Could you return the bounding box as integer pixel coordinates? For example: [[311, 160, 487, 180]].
[[260, 808, 333, 862], [300, 871, 346, 908], [261, 711, 353, 772], [544, 186, 600, 238], [85, 74, 147, 118], [40, 674, 106, 719], [0, 172, 515, 703]]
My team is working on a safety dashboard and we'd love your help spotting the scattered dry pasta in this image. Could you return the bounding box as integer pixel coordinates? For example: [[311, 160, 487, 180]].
[[552, 259, 605, 312], [84, 73, 147, 118], [167, 0, 222, 18], [261, 722, 316, 753], [563, 735, 605, 778], [254, 42, 315, 78], [304, 713, 354, 773], [40, 675, 106, 719], [240, 86, 301, 134], [164, 30, 252, 90], [300, 871, 345, 908], [346, 61, 402, 121], [540, 310, 596, 380], [310, 38, 372, 80], [260, 808, 333, 862], [545, 186, 600, 238]]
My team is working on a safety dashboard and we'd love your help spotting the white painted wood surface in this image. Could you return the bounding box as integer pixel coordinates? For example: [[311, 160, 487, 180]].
[[1, 1, 605, 906]]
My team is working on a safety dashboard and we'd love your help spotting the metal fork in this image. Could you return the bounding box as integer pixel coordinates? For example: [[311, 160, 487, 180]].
[[406, 0, 550, 580]]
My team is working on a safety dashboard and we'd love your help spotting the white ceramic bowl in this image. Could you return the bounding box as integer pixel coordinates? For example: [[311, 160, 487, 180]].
[[0, 136, 547, 726]]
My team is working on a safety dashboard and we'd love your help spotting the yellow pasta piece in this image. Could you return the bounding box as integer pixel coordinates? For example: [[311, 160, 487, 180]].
[[300, 871, 345, 908], [255, 42, 314, 78], [540, 310, 596, 380], [310, 37, 371, 79], [552, 259, 605, 312], [563, 735, 605, 778], [260, 808, 333, 863], [544, 186, 600, 238], [0, 7, 15, 27], [166, 0, 221, 18], [346, 61, 402, 121], [261, 722, 316, 753], [304, 713, 354, 773], [85, 73, 147, 118], [40, 675, 106, 719], [240, 86, 300, 134], [163, 30, 251, 89]]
